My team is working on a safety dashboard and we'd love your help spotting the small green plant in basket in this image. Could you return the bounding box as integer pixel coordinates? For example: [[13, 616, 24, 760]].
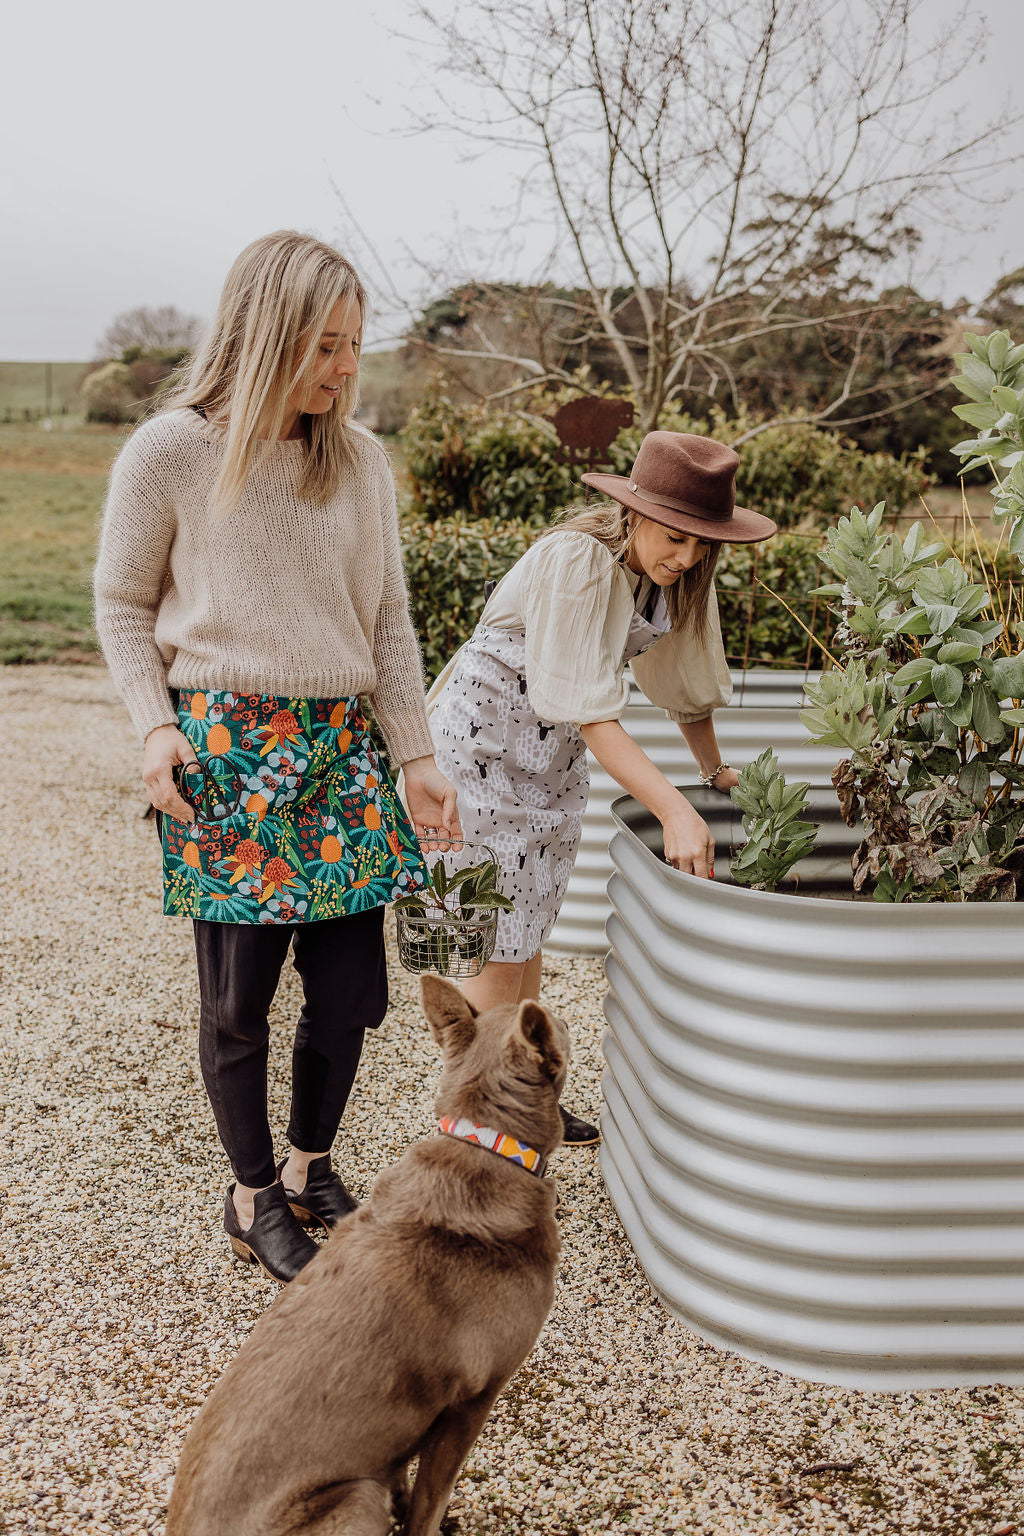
[[393, 856, 515, 977]]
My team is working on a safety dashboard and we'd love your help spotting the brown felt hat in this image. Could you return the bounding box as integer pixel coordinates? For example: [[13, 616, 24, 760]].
[[582, 431, 777, 544]]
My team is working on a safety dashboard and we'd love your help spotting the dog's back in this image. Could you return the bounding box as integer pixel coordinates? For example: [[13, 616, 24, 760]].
[[167, 980, 568, 1536]]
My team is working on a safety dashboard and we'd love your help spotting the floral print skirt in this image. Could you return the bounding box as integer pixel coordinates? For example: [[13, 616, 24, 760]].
[[161, 690, 427, 924]]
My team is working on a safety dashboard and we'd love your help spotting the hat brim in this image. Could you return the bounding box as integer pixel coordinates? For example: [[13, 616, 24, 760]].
[[580, 472, 777, 544]]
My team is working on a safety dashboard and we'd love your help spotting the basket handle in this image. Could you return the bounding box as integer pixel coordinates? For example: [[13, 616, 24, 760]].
[[417, 831, 501, 870]]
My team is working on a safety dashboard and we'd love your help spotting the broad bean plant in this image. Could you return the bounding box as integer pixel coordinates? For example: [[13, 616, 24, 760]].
[[801, 539, 1024, 901], [949, 329, 1024, 547], [735, 329, 1024, 903], [729, 749, 818, 893]]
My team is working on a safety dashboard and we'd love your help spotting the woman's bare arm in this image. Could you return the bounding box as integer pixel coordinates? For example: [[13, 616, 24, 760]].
[[580, 719, 714, 878]]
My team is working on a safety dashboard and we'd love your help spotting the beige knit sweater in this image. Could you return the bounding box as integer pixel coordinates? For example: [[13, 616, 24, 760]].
[[94, 408, 435, 765]]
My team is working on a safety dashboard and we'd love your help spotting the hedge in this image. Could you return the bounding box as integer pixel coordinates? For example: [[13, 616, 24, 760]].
[[400, 511, 541, 684], [401, 390, 931, 532]]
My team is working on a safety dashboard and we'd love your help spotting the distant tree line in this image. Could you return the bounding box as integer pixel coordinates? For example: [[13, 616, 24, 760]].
[[402, 269, 1024, 477]]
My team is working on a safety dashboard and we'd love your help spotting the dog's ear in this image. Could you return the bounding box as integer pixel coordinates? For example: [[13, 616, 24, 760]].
[[513, 1000, 565, 1082], [420, 975, 478, 1053]]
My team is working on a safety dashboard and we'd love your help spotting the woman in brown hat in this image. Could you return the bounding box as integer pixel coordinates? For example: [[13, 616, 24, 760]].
[[426, 431, 776, 1142]]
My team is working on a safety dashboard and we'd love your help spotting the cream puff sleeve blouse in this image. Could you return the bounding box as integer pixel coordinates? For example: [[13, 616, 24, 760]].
[[468, 529, 732, 725]]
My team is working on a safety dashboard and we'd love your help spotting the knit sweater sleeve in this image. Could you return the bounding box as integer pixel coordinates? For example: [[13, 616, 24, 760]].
[[93, 421, 179, 740], [367, 455, 435, 765]]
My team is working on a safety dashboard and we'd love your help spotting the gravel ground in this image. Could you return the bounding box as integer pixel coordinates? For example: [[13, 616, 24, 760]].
[[2, 663, 1023, 1536]]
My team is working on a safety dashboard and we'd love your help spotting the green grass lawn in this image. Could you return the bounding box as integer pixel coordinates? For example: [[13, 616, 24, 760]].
[[0, 424, 122, 662], [0, 361, 90, 422]]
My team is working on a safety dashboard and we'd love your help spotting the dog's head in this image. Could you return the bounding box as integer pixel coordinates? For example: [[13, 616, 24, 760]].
[[419, 977, 570, 1154]]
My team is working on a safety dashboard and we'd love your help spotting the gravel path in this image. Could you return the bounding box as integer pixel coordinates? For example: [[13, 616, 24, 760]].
[[2, 664, 1023, 1536]]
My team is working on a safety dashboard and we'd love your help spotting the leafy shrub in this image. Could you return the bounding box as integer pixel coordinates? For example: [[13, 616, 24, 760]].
[[400, 510, 541, 683], [731, 415, 929, 532], [715, 533, 830, 667], [402, 390, 575, 523], [82, 362, 137, 424], [800, 495, 1024, 902], [402, 387, 929, 531], [950, 329, 1024, 554]]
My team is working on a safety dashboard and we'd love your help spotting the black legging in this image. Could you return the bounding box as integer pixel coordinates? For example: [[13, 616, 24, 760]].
[[192, 908, 388, 1188]]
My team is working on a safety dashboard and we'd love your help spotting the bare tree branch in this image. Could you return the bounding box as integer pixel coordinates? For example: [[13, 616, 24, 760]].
[[387, 0, 1016, 431]]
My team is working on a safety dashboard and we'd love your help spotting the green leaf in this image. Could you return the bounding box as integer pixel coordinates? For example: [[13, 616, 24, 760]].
[[971, 683, 1006, 745], [430, 859, 449, 899], [894, 607, 931, 636], [918, 746, 960, 775], [961, 619, 1004, 646], [892, 658, 935, 686], [958, 759, 990, 807], [442, 866, 480, 895], [954, 588, 991, 622], [935, 640, 982, 665], [912, 570, 950, 606], [961, 355, 999, 391], [994, 803, 1024, 848], [952, 402, 1001, 430], [924, 605, 961, 636], [901, 679, 934, 708], [462, 892, 515, 911], [944, 692, 975, 730], [950, 376, 992, 406], [989, 333, 1011, 372], [961, 334, 991, 362], [989, 654, 1024, 699], [999, 708, 1024, 725], [992, 384, 1022, 414], [930, 663, 964, 706]]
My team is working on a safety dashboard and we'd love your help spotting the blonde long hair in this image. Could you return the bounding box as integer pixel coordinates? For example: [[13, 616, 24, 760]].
[[165, 230, 367, 516], [552, 501, 720, 637]]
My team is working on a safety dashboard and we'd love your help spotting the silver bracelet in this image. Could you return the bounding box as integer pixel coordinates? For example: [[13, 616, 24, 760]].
[[699, 762, 731, 788]]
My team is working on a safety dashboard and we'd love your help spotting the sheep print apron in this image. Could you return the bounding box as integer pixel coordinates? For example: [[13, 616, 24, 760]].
[[428, 596, 670, 961], [161, 690, 427, 924]]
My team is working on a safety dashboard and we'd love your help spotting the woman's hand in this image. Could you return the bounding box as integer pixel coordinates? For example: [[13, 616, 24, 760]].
[[143, 723, 199, 824], [661, 800, 716, 879], [401, 755, 463, 850], [581, 719, 716, 878]]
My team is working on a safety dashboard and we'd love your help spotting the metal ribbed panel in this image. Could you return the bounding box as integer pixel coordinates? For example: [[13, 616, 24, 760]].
[[600, 799, 1024, 1388], [548, 669, 836, 954]]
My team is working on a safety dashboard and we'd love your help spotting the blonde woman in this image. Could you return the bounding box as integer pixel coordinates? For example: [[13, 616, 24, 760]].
[[428, 432, 776, 1142], [95, 231, 460, 1283]]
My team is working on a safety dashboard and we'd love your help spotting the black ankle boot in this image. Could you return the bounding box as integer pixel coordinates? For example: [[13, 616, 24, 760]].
[[559, 1104, 601, 1146], [277, 1154, 359, 1232], [224, 1182, 319, 1282]]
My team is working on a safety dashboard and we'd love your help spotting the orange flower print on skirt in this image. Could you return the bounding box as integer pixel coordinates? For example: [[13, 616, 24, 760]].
[[162, 692, 427, 924]]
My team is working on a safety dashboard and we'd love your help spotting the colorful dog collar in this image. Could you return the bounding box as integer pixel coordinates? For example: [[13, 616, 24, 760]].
[[438, 1115, 546, 1177]]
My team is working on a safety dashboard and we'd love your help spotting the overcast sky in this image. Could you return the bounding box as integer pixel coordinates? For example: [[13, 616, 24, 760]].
[[1, 0, 1022, 362]]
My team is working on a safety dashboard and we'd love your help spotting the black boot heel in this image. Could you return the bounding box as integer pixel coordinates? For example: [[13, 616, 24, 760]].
[[229, 1235, 255, 1265]]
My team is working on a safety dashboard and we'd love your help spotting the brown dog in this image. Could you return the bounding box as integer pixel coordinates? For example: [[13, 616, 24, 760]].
[[166, 976, 568, 1536]]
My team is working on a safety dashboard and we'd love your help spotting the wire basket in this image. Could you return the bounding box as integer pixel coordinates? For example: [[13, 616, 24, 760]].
[[394, 839, 502, 978], [395, 906, 499, 978]]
